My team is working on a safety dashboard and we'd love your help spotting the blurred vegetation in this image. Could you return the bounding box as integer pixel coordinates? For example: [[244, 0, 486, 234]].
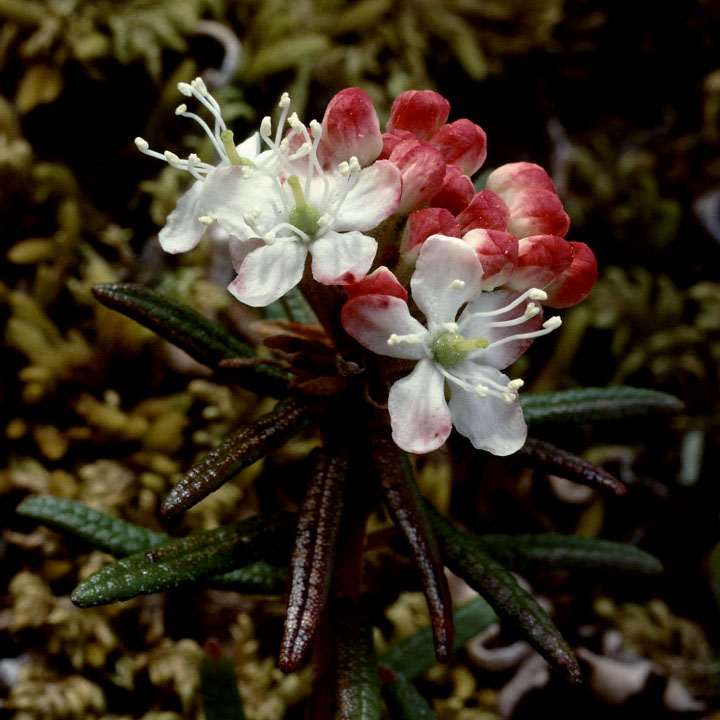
[[1, 0, 720, 718]]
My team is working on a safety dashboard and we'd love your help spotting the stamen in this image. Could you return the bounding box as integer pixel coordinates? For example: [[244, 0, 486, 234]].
[[198, 216, 213, 225], [507, 379, 524, 390], [177, 82, 193, 97], [450, 279, 466, 290], [309, 119, 322, 138], [543, 316, 562, 330], [175, 104, 188, 115], [459, 287, 548, 328], [278, 92, 291, 109], [468, 313, 562, 357], [260, 116, 272, 140]]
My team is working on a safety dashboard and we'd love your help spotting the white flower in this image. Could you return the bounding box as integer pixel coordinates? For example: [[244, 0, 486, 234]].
[[136, 79, 403, 306], [341, 235, 561, 455]]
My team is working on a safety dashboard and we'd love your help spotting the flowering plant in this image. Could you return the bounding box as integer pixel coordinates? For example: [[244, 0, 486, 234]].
[[18, 82, 681, 718]]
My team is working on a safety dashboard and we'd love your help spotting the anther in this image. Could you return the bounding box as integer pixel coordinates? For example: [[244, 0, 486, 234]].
[[309, 119, 322, 137], [338, 161, 350, 176], [175, 104, 188, 115], [523, 303, 540, 318], [529, 288, 548, 301], [507, 379, 524, 390], [279, 92, 291, 108], [164, 150, 180, 163], [177, 82, 193, 96], [475, 384, 489, 397], [279, 138, 290, 152], [191, 77, 208, 95], [264, 232, 276, 244], [198, 216, 213, 225], [349, 157, 361, 172], [543, 316, 562, 330], [260, 116, 272, 137], [134, 137, 149, 151], [502, 392, 515, 404], [450, 279, 466, 290], [317, 213, 331, 228], [443, 322, 459, 332]]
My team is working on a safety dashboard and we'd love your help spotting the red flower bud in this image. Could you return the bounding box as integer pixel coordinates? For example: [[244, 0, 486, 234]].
[[400, 207, 462, 260], [543, 242, 598, 308], [430, 119, 487, 175], [485, 161, 556, 201], [429, 165, 474, 215], [320, 87, 383, 167], [462, 229, 518, 290], [389, 139, 447, 214], [456, 190, 510, 233], [506, 235, 573, 290], [506, 188, 570, 239], [387, 90, 451, 141]]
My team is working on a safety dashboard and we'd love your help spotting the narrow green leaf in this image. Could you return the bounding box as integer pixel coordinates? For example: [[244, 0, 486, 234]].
[[71, 512, 294, 607], [17, 496, 288, 593], [16, 495, 167, 556], [201, 642, 246, 720], [379, 596, 497, 679], [382, 673, 438, 720], [265, 287, 318, 324], [427, 505, 582, 683], [335, 598, 381, 720], [91, 283, 289, 395], [517, 437, 626, 495], [371, 430, 453, 663], [521, 386, 684, 426], [280, 450, 347, 672], [162, 397, 314, 517], [476, 534, 663, 574]]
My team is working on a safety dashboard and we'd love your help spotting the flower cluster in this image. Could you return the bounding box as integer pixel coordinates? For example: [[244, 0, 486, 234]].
[[138, 82, 597, 456]]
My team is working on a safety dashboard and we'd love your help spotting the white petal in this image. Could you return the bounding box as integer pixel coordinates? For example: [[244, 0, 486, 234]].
[[158, 181, 206, 253], [459, 289, 543, 370], [310, 230, 376, 285], [411, 235, 484, 328], [228, 240, 307, 307], [341, 295, 428, 360], [332, 160, 403, 232], [200, 166, 282, 240], [447, 364, 526, 455], [389, 359, 453, 453], [229, 236, 265, 271], [235, 132, 261, 160]]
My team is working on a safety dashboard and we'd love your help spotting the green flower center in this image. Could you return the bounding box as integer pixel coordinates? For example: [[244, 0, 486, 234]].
[[432, 332, 488, 367], [287, 174, 321, 239]]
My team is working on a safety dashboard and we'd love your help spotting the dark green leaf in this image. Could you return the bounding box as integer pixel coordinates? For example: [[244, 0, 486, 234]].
[[265, 287, 318, 325], [427, 505, 582, 683], [71, 512, 294, 607], [371, 430, 453, 663], [517, 437, 626, 495], [476, 534, 663, 574], [379, 596, 496, 679], [201, 642, 246, 720], [162, 397, 314, 517], [382, 672, 438, 720], [17, 496, 288, 594], [16, 495, 167, 556], [521, 386, 683, 426], [335, 598, 381, 720], [92, 283, 290, 395], [280, 450, 347, 672]]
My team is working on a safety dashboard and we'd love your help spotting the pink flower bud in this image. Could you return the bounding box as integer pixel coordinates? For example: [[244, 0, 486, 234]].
[[429, 165, 474, 215], [389, 139, 447, 214], [430, 119, 487, 175], [485, 161, 556, 202], [387, 90, 451, 141], [543, 242, 598, 308], [320, 87, 383, 167], [462, 229, 518, 290], [379, 129, 416, 160], [400, 207, 461, 260], [506, 235, 573, 291], [456, 190, 510, 233], [506, 187, 570, 239], [345, 266, 408, 301]]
